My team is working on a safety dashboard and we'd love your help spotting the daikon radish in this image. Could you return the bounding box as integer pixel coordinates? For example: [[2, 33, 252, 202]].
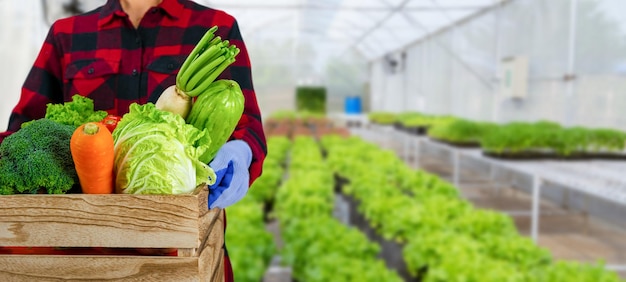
[[154, 85, 192, 118]]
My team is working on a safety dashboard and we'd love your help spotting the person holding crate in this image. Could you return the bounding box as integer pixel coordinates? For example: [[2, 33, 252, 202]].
[[0, 0, 267, 280]]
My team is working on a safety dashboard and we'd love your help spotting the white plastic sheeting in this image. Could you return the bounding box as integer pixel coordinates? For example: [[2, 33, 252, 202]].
[[0, 1, 47, 132], [369, 0, 626, 131], [200, 0, 500, 114], [203, 0, 498, 59]]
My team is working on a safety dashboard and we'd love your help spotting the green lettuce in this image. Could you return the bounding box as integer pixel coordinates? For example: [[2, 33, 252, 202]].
[[44, 95, 108, 127], [112, 103, 215, 194]]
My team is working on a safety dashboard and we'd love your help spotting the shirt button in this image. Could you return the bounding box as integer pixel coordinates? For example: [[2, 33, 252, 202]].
[[88, 68, 94, 74], [132, 69, 138, 76], [167, 63, 174, 70], [151, 8, 158, 13], [135, 38, 141, 44]]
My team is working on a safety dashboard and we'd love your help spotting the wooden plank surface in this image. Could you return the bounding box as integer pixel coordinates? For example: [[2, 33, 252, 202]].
[[0, 187, 227, 281], [198, 209, 224, 282], [0, 255, 200, 281], [0, 190, 205, 248]]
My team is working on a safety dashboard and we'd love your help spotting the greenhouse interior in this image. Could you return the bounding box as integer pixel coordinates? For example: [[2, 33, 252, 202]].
[[1, 0, 626, 281]]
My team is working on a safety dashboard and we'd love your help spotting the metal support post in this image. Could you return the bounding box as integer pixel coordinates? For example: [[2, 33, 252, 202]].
[[414, 137, 421, 169], [384, 127, 391, 150], [531, 176, 542, 243], [562, 189, 570, 210], [489, 162, 500, 196], [403, 132, 409, 162], [453, 150, 460, 188], [584, 194, 590, 235]]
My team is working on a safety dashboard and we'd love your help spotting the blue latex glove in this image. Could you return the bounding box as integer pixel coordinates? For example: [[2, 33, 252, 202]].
[[208, 140, 252, 209]]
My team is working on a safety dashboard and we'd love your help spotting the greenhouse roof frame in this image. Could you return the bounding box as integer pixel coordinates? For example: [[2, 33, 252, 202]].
[[202, 0, 506, 60]]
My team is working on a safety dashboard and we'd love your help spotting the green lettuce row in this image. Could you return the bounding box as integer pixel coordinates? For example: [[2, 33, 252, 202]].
[[367, 111, 397, 125], [225, 197, 275, 282], [427, 118, 497, 144], [480, 121, 626, 156], [273, 137, 335, 225], [274, 136, 403, 282], [226, 136, 291, 282], [247, 136, 291, 203], [320, 135, 623, 282]]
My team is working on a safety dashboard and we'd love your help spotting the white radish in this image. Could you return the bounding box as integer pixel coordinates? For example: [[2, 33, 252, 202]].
[[155, 85, 192, 119]]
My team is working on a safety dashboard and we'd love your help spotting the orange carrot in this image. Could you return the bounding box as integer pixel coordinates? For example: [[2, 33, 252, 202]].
[[70, 122, 115, 194]]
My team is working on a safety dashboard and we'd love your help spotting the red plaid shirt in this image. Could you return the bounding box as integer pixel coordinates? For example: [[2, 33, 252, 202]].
[[1, 0, 266, 183], [0, 1, 267, 280]]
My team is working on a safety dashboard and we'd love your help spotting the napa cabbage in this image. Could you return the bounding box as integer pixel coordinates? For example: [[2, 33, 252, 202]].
[[112, 103, 215, 194]]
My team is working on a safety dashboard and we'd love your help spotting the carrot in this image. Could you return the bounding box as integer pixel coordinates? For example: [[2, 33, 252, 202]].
[[70, 122, 115, 194]]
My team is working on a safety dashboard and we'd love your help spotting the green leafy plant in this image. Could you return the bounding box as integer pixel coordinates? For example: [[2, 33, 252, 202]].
[[226, 137, 291, 282], [112, 103, 215, 194], [320, 134, 624, 281], [533, 261, 623, 282], [42, 94, 108, 128], [481, 121, 560, 154], [268, 110, 298, 120], [428, 118, 497, 145], [368, 111, 397, 125], [247, 136, 291, 203], [226, 197, 275, 282], [481, 121, 626, 158], [296, 86, 326, 113], [396, 112, 456, 129], [275, 136, 403, 282], [587, 128, 626, 152]]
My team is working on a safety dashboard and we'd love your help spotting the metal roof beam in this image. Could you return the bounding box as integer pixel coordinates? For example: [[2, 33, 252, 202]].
[[395, 2, 504, 90], [340, 0, 411, 57], [213, 4, 488, 12]]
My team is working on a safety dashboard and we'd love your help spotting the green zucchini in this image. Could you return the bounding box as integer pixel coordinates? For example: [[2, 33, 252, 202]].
[[186, 79, 245, 163]]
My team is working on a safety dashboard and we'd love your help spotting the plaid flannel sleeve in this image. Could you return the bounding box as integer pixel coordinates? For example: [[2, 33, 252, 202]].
[[221, 20, 267, 185]]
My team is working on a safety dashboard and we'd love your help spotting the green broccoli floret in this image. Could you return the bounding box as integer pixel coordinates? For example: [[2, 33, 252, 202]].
[[0, 161, 18, 195], [0, 118, 78, 194]]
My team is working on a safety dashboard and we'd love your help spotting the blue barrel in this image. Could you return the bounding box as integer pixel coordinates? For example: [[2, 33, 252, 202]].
[[344, 96, 362, 114]]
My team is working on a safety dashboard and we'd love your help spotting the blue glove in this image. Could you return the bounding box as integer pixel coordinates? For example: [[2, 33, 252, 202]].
[[208, 140, 252, 209]]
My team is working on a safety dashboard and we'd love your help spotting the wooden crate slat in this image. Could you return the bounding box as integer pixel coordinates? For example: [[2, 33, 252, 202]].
[[197, 209, 224, 281], [0, 255, 200, 281], [178, 200, 221, 258], [0, 186, 226, 281], [0, 189, 206, 248]]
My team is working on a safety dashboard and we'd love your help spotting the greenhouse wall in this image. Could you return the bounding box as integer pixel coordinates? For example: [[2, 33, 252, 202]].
[[0, 1, 47, 132], [369, 0, 626, 131]]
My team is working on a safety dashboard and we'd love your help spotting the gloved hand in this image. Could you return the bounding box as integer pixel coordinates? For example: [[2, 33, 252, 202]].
[[208, 140, 252, 209]]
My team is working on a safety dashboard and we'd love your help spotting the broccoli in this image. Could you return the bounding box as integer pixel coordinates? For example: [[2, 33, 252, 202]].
[[0, 118, 78, 194]]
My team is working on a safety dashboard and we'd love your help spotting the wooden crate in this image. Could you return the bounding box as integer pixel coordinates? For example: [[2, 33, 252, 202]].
[[0, 185, 224, 281]]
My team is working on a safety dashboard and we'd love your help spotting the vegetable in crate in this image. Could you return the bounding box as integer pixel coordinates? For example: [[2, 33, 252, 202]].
[[0, 119, 77, 195], [186, 79, 245, 163], [100, 114, 121, 133], [112, 103, 216, 194], [70, 122, 115, 194], [155, 26, 240, 118], [44, 94, 108, 127]]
